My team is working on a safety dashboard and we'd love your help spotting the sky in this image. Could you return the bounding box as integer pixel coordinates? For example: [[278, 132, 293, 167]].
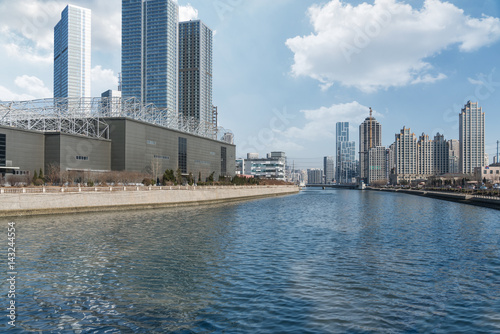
[[0, 0, 499, 169]]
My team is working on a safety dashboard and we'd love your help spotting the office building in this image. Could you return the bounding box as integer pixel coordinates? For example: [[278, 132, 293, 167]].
[[179, 20, 213, 131], [359, 110, 382, 182], [122, 0, 179, 110], [54, 5, 91, 98], [336, 122, 356, 184], [243, 152, 286, 180], [459, 101, 485, 174], [323, 156, 335, 184], [101, 90, 122, 117]]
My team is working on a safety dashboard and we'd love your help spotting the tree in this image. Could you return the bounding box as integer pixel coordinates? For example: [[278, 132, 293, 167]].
[[39, 168, 45, 182], [207, 172, 215, 184], [32, 170, 38, 184], [188, 172, 194, 186], [176, 168, 182, 185], [198, 171, 202, 184], [45, 163, 61, 186]]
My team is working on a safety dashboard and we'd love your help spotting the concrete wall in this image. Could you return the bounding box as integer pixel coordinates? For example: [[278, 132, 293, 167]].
[[0, 186, 299, 216], [0, 125, 45, 173], [45, 133, 111, 171], [106, 118, 236, 180]]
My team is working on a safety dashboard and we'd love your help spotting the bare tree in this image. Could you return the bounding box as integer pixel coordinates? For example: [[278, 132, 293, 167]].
[[45, 163, 61, 186]]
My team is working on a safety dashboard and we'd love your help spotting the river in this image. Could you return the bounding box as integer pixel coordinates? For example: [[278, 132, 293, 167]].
[[1, 189, 499, 333]]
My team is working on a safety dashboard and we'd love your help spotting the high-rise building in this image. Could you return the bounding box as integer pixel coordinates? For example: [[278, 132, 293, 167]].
[[122, 0, 179, 110], [336, 122, 356, 184], [359, 110, 382, 182], [394, 127, 418, 183], [323, 156, 335, 184], [459, 101, 485, 174], [307, 169, 323, 184], [448, 139, 460, 174], [54, 5, 91, 99], [101, 90, 122, 116], [368, 146, 387, 184], [179, 20, 213, 131], [417, 133, 433, 176], [433, 133, 449, 175]]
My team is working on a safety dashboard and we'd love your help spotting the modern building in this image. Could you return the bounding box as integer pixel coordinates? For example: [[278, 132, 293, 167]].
[[243, 152, 286, 180], [179, 20, 213, 131], [54, 5, 91, 99], [448, 139, 460, 174], [101, 90, 122, 116], [368, 146, 388, 184], [323, 156, 335, 184], [393, 127, 418, 184], [417, 133, 433, 176], [433, 133, 449, 175], [307, 168, 323, 185], [359, 111, 382, 183], [121, 0, 179, 111], [459, 101, 485, 174], [336, 122, 356, 184]]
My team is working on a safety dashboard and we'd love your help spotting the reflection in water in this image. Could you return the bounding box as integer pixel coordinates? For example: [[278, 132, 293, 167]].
[[1, 190, 499, 333]]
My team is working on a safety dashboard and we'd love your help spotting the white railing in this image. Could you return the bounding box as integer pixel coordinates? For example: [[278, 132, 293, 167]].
[[0, 185, 298, 195]]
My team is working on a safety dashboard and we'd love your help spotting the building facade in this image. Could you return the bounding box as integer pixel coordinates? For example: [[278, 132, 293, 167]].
[[417, 133, 433, 176], [359, 115, 382, 183], [122, 0, 179, 110], [336, 122, 356, 184], [394, 127, 418, 183], [54, 5, 91, 98], [367, 146, 387, 184], [448, 139, 460, 174], [307, 168, 323, 184], [243, 155, 286, 180], [433, 133, 449, 175], [179, 20, 213, 131], [323, 156, 335, 184], [459, 101, 485, 174]]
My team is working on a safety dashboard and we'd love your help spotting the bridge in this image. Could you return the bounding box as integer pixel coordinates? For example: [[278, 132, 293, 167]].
[[305, 184, 359, 190]]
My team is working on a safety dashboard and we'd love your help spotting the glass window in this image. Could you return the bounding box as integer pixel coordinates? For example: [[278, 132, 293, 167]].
[[178, 137, 187, 174], [221, 147, 227, 175], [0, 134, 6, 167]]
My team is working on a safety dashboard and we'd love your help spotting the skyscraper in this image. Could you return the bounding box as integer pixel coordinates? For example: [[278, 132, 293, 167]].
[[122, 0, 179, 110], [336, 122, 356, 184], [448, 139, 460, 174], [395, 127, 418, 183], [179, 20, 213, 131], [459, 101, 485, 174], [433, 133, 449, 175], [54, 5, 91, 99], [359, 109, 382, 182], [417, 133, 433, 176], [323, 156, 335, 184]]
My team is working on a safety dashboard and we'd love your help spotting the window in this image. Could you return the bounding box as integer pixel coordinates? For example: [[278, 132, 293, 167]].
[[178, 137, 187, 173], [76, 156, 89, 161], [221, 147, 227, 175], [0, 134, 5, 167]]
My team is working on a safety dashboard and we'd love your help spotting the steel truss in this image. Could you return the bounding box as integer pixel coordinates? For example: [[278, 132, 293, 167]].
[[0, 97, 233, 142]]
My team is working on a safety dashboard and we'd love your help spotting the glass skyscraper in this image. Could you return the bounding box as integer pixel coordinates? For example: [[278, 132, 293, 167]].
[[54, 5, 91, 98], [122, 0, 179, 111], [179, 20, 213, 129], [336, 122, 356, 184]]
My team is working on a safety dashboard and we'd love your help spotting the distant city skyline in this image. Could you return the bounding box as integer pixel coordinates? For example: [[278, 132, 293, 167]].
[[1, 0, 500, 168]]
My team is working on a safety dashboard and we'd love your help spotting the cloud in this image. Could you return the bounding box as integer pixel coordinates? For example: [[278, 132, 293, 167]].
[[179, 4, 199, 22], [276, 101, 379, 141], [0, 86, 37, 101], [286, 0, 500, 92], [91, 66, 119, 96], [14, 75, 52, 98]]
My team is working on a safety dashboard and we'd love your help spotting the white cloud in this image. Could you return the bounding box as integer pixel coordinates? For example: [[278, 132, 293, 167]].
[[179, 4, 199, 22], [14, 75, 52, 98], [286, 0, 500, 92], [91, 66, 119, 96], [276, 101, 379, 141], [0, 86, 36, 101]]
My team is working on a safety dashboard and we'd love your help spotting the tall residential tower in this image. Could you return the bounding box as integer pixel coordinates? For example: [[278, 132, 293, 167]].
[[121, 0, 179, 110], [359, 109, 382, 183], [179, 20, 213, 131], [459, 101, 485, 174], [54, 5, 91, 98], [336, 122, 356, 184]]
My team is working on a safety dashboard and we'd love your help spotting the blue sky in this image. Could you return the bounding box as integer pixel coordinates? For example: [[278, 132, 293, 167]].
[[0, 0, 499, 169]]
